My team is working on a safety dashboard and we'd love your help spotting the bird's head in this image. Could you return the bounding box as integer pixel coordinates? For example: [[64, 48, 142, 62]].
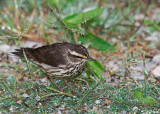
[[67, 44, 96, 62]]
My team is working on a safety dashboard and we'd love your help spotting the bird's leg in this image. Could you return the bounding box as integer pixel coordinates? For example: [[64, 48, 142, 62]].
[[63, 79, 76, 95], [47, 76, 63, 92]]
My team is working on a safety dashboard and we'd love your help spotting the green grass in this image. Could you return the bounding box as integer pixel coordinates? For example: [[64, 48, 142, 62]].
[[0, 72, 159, 113], [0, 0, 160, 113]]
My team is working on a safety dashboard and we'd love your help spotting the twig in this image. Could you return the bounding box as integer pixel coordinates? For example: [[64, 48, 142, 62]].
[[111, 101, 160, 108], [22, 49, 33, 82], [49, 5, 86, 42], [73, 31, 78, 44], [77, 81, 99, 103], [40, 87, 74, 99], [40, 92, 73, 100], [1, 78, 14, 97], [49, 5, 70, 30], [14, 0, 19, 29]]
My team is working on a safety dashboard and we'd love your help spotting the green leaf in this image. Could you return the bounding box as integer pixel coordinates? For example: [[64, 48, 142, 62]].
[[145, 26, 157, 34], [86, 71, 91, 77], [46, 0, 59, 7], [134, 91, 143, 100], [79, 33, 116, 51], [47, 0, 74, 7], [87, 61, 103, 79], [140, 96, 157, 105], [134, 91, 157, 105], [143, 20, 160, 33], [143, 20, 155, 25], [94, 61, 105, 71], [104, 9, 122, 28], [64, 8, 104, 25]]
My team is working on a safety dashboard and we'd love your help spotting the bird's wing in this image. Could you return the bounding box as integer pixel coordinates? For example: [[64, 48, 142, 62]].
[[12, 44, 67, 67]]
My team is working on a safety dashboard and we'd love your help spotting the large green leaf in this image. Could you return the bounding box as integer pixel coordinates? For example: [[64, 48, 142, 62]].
[[64, 8, 104, 25], [79, 33, 116, 51], [87, 61, 103, 79], [94, 61, 105, 71]]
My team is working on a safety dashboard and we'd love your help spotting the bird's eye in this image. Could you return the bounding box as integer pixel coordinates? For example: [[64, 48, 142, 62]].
[[75, 55, 83, 59]]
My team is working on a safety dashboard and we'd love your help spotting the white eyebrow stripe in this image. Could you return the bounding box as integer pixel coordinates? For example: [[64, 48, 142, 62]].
[[69, 50, 87, 59]]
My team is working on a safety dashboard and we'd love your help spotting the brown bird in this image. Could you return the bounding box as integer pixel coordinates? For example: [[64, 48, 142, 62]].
[[12, 42, 95, 91]]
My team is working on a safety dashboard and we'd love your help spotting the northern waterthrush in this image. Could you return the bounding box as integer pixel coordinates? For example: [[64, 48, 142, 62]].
[[12, 42, 95, 79]]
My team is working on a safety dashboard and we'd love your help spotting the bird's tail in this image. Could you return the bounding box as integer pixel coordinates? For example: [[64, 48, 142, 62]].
[[12, 48, 34, 60]]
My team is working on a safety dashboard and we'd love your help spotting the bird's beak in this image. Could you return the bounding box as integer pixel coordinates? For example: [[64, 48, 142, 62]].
[[87, 56, 96, 61]]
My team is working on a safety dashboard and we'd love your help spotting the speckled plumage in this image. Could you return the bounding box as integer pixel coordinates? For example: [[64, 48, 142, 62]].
[[12, 42, 95, 79]]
